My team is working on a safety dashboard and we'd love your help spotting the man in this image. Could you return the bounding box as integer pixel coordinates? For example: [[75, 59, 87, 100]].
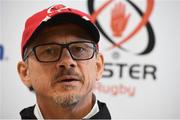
[[17, 4, 111, 119]]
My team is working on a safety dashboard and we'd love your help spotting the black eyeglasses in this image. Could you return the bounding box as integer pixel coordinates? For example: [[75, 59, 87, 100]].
[[23, 41, 97, 62]]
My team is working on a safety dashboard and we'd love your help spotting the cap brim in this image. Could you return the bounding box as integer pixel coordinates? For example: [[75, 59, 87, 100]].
[[30, 13, 100, 44]]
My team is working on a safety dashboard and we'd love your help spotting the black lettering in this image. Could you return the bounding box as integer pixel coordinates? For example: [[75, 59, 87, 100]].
[[103, 63, 113, 78], [116, 63, 127, 78], [143, 65, 157, 80], [129, 64, 140, 79]]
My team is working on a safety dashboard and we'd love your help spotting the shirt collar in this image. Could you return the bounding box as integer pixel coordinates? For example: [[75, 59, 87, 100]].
[[34, 95, 99, 119], [83, 94, 99, 118], [34, 103, 44, 120]]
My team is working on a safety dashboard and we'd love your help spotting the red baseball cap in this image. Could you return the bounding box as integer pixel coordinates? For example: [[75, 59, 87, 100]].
[[21, 4, 100, 59]]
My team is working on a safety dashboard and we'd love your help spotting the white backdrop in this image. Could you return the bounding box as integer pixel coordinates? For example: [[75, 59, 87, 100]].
[[0, 0, 180, 119]]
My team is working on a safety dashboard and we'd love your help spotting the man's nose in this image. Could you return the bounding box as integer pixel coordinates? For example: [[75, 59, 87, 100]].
[[56, 48, 76, 69]]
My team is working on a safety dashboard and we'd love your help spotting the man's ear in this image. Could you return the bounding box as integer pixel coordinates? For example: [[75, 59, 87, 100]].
[[17, 61, 32, 88], [96, 53, 104, 81]]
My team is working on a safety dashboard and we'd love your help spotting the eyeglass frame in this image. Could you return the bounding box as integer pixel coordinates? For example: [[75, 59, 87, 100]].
[[23, 41, 98, 62]]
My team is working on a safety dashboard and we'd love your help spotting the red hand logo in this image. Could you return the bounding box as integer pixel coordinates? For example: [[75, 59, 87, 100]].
[[111, 2, 130, 37], [91, 0, 154, 49]]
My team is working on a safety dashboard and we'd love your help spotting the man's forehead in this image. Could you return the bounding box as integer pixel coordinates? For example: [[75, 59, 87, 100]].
[[29, 23, 93, 46], [41, 23, 91, 36], [39, 23, 92, 39]]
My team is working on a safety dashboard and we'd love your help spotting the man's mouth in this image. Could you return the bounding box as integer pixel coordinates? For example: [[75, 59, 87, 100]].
[[60, 79, 79, 82], [55, 75, 81, 85]]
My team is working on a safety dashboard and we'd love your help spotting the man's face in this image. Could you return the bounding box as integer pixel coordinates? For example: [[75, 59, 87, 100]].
[[18, 23, 104, 107]]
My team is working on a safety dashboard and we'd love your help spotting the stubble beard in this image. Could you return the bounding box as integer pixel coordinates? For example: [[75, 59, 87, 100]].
[[53, 91, 81, 108], [51, 68, 83, 108]]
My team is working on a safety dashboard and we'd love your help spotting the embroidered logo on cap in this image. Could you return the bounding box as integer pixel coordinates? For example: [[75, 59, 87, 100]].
[[43, 4, 70, 22]]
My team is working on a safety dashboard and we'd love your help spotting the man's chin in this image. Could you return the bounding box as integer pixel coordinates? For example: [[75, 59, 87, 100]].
[[53, 82, 80, 91], [53, 93, 81, 108]]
